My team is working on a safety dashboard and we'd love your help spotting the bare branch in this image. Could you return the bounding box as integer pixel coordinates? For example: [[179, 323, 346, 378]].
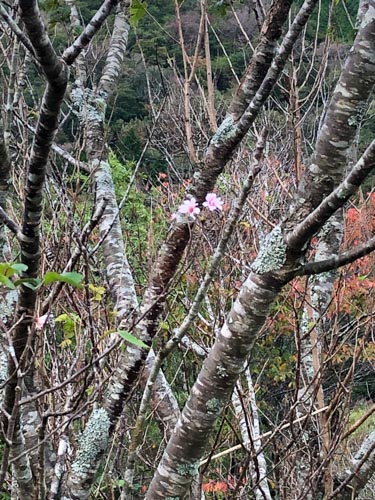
[[330, 431, 375, 499], [0, 206, 21, 238], [62, 0, 120, 65], [300, 235, 375, 276], [0, 3, 35, 56], [287, 140, 375, 250], [18, 0, 65, 83]]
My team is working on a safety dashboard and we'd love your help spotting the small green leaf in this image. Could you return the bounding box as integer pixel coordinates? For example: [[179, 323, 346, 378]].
[[118, 330, 149, 349], [13, 277, 42, 290], [0, 262, 28, 278], [9, 263, 28, 274], [0, 275, 15, 289], [43, 272, 83, 288], [130, 0, 148, 27], [357, 274, 368, 281]]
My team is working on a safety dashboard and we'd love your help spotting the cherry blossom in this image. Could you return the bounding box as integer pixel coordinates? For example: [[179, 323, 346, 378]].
[[203, 192, 223, 211], [35, 313, 50, 330], [177, 197, 200, 219]]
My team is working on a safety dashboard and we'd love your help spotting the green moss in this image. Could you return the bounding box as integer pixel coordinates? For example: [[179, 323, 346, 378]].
[[348, 403, 375, 439]]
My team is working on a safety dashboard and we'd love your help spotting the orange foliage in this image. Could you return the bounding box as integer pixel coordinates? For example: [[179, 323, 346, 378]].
[[202, 480, 229, 493], [338, 193, 375, 315]]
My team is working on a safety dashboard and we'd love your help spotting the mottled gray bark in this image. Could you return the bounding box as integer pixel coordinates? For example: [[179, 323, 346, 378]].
[[300, 234, 375, 275], [333, 430, 375, 499], [0, 0, 121, 496], [146, 5, 375, 497], [228, 0, 293, 119], [123, 153, 263, 496], [295, 212, 344, 498], [232, 370, 271, 500], [63, 4, 182, 497], [0, 119, 11, 261], [0, 120, 34, 498], [62, 0, 120, 65], [0, 120, 15, 403], [61, 6, 133, 498], [1, 2, 68, 496]]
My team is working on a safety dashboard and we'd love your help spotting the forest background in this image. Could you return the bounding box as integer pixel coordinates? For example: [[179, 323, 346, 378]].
[[0, 0, 374, 499]]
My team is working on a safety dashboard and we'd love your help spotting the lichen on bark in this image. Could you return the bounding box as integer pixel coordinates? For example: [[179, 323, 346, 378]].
[[210, 116, 237, 145], [251, 225, 287, 273], [71, 408, 111, 474]]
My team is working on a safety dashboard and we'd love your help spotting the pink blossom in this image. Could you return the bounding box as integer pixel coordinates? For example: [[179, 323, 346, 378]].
[[203, 192, 223, 212], [35, 313, 49, 330], [177, 197, 201, 219]]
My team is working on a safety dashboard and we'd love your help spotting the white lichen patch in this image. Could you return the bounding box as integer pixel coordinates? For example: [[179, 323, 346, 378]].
[[210, 116, 237, 145], [251, 225, 287, 274], [71, 88, 106, 123], [335, 82, 351, 98], [362, 5, 375, 28], [216, 364, 227, 378], [72, 408, 111, 474]]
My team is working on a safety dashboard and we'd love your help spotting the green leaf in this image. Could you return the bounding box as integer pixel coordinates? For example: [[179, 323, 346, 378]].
[[13, 277, 42, 290], [357, 274, 368, 281], [0, 275, 15, 289], [43, 272, 83, 288], [118, 330, 149, 349], [0, 262, 28, 278], [130, 0, 148, 27], [55, 313, 80, 340], [9, 263, 28, 274]]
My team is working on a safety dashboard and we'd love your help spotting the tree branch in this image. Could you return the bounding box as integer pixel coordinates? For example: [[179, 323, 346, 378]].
[[330, 430, 375, 499], [62, 0, 120, 65], [145, 4, 375, 496], [18, 1, 65, 83], [0, 206, 21, 238], [0, 3, 35, 56], [300, 235, 375, 276], [287, 139, 375, 250], [106, 2, 317, 441]]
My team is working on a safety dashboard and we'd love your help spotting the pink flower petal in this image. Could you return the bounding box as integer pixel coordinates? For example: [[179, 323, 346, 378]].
[[177, 197, 200, 218], [35, 314, 49, 330], [203, 193, 223, 211]]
